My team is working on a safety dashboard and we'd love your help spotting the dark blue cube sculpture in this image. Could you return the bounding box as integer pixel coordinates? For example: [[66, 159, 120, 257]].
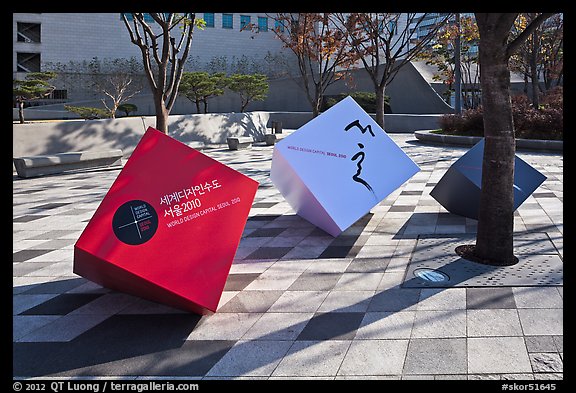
[[430, 139, 547, 220]]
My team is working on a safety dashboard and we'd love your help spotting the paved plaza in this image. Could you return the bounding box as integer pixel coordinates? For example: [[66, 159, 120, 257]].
[[13, 134, 563, 380]]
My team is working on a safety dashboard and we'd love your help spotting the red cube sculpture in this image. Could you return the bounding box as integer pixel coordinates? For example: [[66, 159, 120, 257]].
[[74, 127, 259, 314]]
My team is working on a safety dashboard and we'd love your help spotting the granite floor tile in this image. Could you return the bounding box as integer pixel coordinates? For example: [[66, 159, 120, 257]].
[[244, 247, 293, 260], [333, 272, 384, 291], [216, 290, 283, 313], [518, 309, 563, 335], [206, 340, 293, 377], [271, 340, 351, 377], [468, 337, 532, 374], [403, 338, 467, 375], [316, 290, 373, 313], [242, 312, 313, 340], [355, 311, 415, 339], [16, 313, 112, 342], [529, 353, 563, 373], [466, 287, 517, 309], [268, 291, 329, 313], [368, 288, 421, 312], [296, 312, 364, 340], [243, 271, 302, 291], [417, 288, 466, 310], [186, 313, 262, 341], [411, 310, 467, 338], [524, 336, 558, 353], [345, 258, 390, 273], [223, 273, 261, 291], [13, 294, 60, 315], [288, 273, 342, 291], [20, 293, 103, 316], [13, 315, 61, 341], [338, 339, 409, 376], [467, 309, 523, 337], [512, 287, 563, 308]]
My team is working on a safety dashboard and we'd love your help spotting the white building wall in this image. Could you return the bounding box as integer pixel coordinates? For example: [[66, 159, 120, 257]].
[[13, 13, 288, 72]]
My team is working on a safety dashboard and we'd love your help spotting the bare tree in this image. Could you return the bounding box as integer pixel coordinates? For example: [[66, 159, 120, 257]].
[[269, 13, 356, 117], [122, 13, 200, 133], [333, 13, 452, 129], [87, 57, 144, 118]]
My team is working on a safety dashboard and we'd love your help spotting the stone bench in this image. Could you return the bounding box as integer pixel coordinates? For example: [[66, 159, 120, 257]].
[[13, 149, 124, 178], [264, 133, 289, 146], [226, 136, 254, 150]]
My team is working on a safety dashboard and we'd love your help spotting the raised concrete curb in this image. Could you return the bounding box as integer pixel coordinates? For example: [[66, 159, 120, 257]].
[[414, 130, 563, 152]]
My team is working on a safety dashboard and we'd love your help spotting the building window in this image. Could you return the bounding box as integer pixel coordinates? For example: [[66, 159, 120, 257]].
[[240, 15, 251, 30], [203, 13, 215, 27], [17, 22, 41, 43], [258, 16, 268, 32], [388, 20, 397, 35], [50, 89, 68, 100], [274, 19, 285, 32], [17, 52, 41, 72], [222, 13, 233, 29]]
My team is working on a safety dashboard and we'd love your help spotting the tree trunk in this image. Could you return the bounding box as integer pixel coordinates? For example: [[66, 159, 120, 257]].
[[530, 30, 540, 108], [18, 101, 25, 124], [312, 87, 322, 117], [154, 95, 169, 134], [375, 85, 386, 130], [474, 27, 517, 265]]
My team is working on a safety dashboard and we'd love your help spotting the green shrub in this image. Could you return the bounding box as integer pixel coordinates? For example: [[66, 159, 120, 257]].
[[117, 103, 138, 117], [323, 92, 391, 113], [64, 105, 112, 120]]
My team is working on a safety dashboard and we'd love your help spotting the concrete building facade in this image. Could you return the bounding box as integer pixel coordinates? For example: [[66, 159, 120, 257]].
[[13, 12, 452, 117], [14, 13, 289, 72]]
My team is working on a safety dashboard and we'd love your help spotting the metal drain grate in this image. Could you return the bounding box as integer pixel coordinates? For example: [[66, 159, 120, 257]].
[[402, 233, 563, 288]]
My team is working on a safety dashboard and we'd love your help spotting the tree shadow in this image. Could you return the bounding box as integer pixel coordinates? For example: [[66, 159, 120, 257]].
[[13, 229, 495, 379]]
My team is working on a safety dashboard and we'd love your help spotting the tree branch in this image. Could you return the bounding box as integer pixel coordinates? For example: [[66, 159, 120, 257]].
[[506, 13, 557, 59]]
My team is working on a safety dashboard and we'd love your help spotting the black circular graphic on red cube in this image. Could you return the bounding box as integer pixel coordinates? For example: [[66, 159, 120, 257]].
[[112, 200, 158, 245]]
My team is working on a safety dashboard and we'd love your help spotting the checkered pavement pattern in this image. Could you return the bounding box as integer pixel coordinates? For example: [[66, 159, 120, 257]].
[[13, 135, 563, 380]]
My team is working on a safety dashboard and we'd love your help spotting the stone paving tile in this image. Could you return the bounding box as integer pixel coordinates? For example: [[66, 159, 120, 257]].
[[403, 338, 467, 375], [316, 290, 373, 313], [512, 286, 564, 308], [529, 353, 563, 373], [518, 309, 563, 336], [417, 288, 466, 310], [338, 339, 409, 376], [242, 312, 313, 340], [411, 310, 467, 338], [525, 336, 558, 353], [296, 312, 364, 340], [355, 311, 415, 339], [268, 290, 329, 313], [185, 313, 262, 341], [466, 287, 517, 309], [205, 340, 293, 377], [467, 309, 523, 337], [468, 337, 532, 374], [12, 135, 563, 380]]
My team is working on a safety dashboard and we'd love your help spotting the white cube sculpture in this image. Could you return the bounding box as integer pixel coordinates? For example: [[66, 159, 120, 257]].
[[270, 96, 420, 236]]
